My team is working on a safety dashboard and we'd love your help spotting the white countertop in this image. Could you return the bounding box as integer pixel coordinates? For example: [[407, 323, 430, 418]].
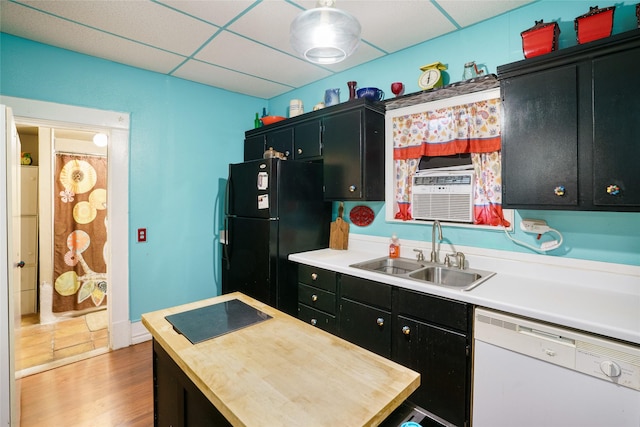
[[289, 234, 640, 345]]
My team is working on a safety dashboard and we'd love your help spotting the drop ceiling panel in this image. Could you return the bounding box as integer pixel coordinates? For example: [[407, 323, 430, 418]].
[[0, 1, 185, 73], [194, 31, 332, 87], [439, 0, 532, 27], [343, 1, 457, 53], [227, 1, 303, 56], [173, 59, 291, 99], [13, 0, 218, 56], [160, 0, 256, 27]]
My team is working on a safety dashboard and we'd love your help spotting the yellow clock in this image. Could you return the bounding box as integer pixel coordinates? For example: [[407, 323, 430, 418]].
[[418, 61, 447, 90]]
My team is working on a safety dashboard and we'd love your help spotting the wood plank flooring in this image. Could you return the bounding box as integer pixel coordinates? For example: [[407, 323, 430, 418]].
[[19, 340, 154, 427]]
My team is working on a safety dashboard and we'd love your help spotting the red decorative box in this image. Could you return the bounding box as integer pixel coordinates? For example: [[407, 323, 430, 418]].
[[574, 6, 615, 44], [521, 20, 561, 58]]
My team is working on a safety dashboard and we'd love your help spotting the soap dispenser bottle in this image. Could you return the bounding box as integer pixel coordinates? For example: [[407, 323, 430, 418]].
[[389, 234, 400, 259]]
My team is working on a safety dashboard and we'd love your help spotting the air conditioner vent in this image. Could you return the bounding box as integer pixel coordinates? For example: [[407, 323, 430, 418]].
[[411, 171, 474, 223]]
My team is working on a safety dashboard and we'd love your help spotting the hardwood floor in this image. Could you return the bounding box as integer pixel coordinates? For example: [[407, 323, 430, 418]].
[[19, 340, 154, 427]]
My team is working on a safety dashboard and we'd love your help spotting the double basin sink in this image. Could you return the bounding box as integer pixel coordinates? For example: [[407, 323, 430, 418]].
[[350, 256, 496, 291]]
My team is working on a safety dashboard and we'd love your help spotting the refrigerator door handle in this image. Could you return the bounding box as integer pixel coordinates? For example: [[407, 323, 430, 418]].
[[224, 175, 231, 270]]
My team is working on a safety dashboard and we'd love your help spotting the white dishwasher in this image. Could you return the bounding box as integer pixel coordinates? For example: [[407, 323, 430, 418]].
[[472, 308, 640, 427]]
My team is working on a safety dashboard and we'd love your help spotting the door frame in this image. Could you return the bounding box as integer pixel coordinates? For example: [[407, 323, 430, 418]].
[[1, 95, 131, 350]]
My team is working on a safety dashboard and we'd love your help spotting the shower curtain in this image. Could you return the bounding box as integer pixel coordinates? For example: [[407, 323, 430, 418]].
[[53, 153, 108, 312]]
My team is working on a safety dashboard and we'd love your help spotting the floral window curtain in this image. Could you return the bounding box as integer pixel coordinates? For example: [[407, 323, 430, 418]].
[[392, 98, 510, 226], [53, 154, 108, 312]]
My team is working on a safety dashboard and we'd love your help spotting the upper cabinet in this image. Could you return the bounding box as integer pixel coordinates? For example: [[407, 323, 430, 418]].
[[244, 98, 385, 201], [498, 29, 640, 211], [322, 105, 385, 200]]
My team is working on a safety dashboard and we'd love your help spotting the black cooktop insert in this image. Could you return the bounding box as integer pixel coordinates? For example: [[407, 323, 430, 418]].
[[165, 299, 272, 344]]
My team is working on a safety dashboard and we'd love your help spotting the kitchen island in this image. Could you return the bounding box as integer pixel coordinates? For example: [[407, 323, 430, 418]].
[[141, 292, 420, 427]]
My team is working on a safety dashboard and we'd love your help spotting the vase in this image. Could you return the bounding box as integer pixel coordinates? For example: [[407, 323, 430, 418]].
[[347, 81, 357, 100]]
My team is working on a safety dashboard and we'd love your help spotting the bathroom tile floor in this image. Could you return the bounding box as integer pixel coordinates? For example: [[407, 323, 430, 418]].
[[16, 310, 109, 377]]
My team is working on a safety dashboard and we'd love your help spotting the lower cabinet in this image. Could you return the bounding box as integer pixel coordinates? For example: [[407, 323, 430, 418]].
[[339, 274, 392, 359], [393, 288, 472, 427], [296, 265, 473, 427], [153, 339, 231, 427]]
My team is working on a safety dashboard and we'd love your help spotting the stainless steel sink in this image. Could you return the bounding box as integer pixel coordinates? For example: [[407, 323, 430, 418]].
[[350, 256, 495, 291], [409, 267, 481, 289], [350, 257, 426, 275]]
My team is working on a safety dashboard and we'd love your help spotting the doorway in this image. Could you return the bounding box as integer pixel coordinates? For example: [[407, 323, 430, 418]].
[[2, 95, 131, 361], [16, 125, 111, 376]]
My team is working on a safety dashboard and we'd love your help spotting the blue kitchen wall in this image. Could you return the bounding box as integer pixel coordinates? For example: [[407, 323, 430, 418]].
[[270, 0, 640, 267], [0, 33, 263, 321]]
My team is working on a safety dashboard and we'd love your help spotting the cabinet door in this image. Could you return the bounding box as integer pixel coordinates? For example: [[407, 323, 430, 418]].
[[323, 110, 363, 200], [244, 134, 265, 161], [592, 47, 640, 207], [501, 65, 579, 207], [394, 316, 468, 427], [340, 298, 391, 358], [294, 119, 322, 160], [265, 127, 293, 158]]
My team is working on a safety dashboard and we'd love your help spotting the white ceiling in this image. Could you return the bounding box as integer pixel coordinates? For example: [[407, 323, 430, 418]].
[[1, 0, 533, 99]]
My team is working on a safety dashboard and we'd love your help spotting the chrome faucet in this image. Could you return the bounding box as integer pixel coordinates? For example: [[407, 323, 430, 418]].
[[430, 220, 443, 263]]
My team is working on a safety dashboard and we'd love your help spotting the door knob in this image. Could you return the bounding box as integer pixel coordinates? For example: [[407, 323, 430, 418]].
[[16, 261, 25, 268]]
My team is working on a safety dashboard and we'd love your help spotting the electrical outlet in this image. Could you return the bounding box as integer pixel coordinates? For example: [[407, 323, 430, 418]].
[[137, 228, 147, 242], [520, 219, 550, 234]]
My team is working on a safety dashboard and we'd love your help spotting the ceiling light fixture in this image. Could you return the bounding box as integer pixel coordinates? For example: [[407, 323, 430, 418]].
[[290, 0, 361, 65], [93, 133, 108, 147]]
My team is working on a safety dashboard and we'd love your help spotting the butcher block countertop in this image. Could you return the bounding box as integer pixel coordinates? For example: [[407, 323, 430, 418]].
[[141, 292, 420, 427]]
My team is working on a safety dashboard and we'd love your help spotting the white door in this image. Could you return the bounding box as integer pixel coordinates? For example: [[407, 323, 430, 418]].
[[1, 105, 21, 426]]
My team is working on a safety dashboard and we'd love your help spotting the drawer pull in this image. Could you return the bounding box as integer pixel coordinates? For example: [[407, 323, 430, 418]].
[[311, 273, 318, 281], [348, 185, 357, 192], [310, 318, 317, 326], [297, 148, 303, 155], [376, 317, 384, 327], [311, 294, 318, 302], [402, 326, 411, 335]]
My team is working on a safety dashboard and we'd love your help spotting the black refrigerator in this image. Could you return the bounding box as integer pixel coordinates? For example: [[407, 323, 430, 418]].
[[222, 158, 330, 316]]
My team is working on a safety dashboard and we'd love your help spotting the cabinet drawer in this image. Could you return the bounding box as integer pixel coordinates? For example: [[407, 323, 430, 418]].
[[341, 274, 391, 309], [298, 283, 336, 314], [396, 288, 470, 332], [298, 264, 336, 292], [298, 304, 337, 334]]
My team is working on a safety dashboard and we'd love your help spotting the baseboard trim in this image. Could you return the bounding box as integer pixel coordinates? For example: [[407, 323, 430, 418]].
[[131, 320, 152, 345]]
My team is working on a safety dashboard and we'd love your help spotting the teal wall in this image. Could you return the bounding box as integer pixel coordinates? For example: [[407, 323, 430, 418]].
[[1, 34, 263, 321], [1, 0, 639, 323], [269, 0, 640, 267]]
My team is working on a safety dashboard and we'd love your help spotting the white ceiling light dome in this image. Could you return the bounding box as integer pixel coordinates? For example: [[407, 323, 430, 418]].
[[290, 0, 361, 65]]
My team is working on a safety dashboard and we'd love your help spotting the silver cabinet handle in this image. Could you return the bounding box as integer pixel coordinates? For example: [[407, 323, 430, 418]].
[[348, 185, 357, 192], [311, 318, 317, 326], [402, 326, 411, 335], [297, 148, 303, 155], [376, 317, 384, 326], [311, 294, 318, 302], [311, 273, 318, 281]]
